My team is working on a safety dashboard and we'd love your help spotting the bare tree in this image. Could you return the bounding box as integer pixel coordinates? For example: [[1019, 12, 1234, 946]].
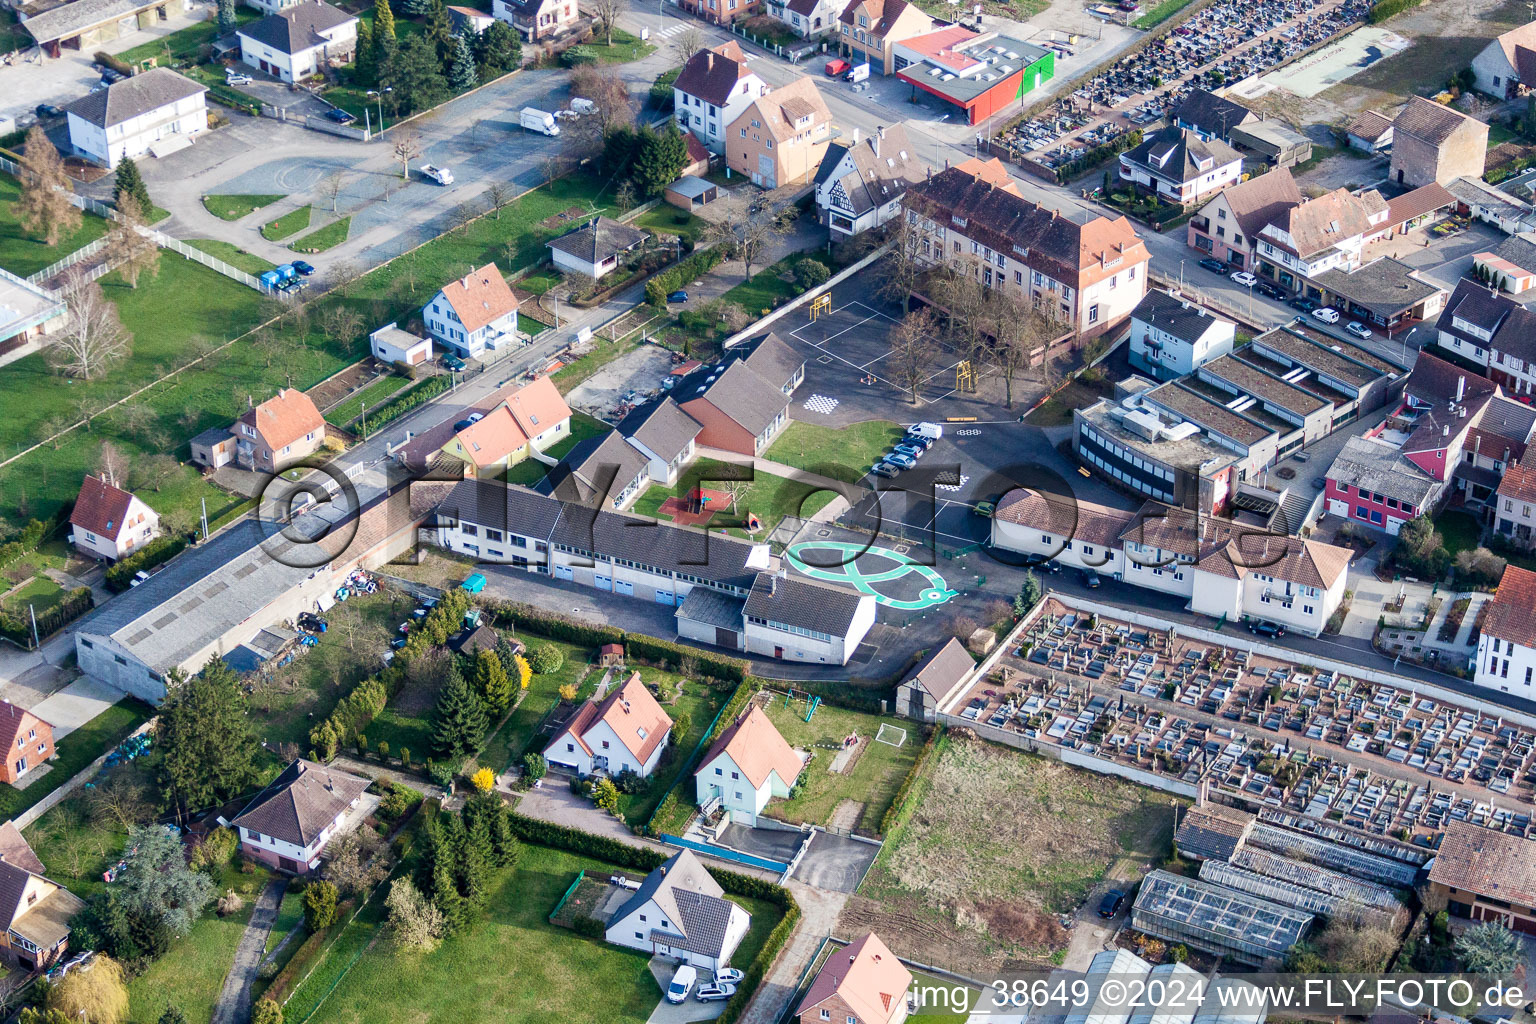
[[723, 478, 749, 513], [707, 194, 787, 285], [987, 296, 1054, 409], [134, 454, 181, 493], [542, 154, 564, 187], [47, 272, 131, 380], [321, 171, 346, 213], [564, 269, 596, 300], [103, 194, 160, 289], [590, 0, 621, 45], [321, 305, 365, 345], [887, 306, 938, 404], [392, 129, 421, 180], [16, 126, 80, 246], [564, 65, 635, 162], [614, 180, 637, 211], [85, 771, 152, 831], [450, 201, 480, 233], [876, 215, 925, 314], [486, 181, 513, 219], [96, 441, 129, 489], [674, 25, 703, 64]]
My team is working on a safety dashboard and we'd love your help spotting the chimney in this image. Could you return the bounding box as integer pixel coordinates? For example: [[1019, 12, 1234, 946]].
[[853, 126, 860, 144], [878, 124, 886, 140], [1457, 375, 1465, 402], [706, 52, 714, 70]]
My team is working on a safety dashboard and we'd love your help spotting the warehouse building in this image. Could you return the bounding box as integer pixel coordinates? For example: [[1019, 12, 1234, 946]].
[[893, 26, 1054, 125]]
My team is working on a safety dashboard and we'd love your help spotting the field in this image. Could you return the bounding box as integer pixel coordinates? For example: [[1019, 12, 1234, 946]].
[[202, 194, 284, 221], [843, 735, 1180, 975], [767, 419, 905, 477], [760, 697, 919, 835], [629, 458, 836, 539], [184, 238, 278, 275], [295, 844, 777, 1024], [0, 174, 108, 276], [126, 896, 256, 1024]]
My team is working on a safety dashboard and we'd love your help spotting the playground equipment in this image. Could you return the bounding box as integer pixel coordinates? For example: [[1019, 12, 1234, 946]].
[[956, 360, 976, 392], [806, 695, 821, 722], [746, 513, 763, 533], [809, 293, 832, 321]]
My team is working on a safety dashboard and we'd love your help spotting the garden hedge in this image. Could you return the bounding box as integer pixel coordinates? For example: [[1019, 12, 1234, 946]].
[[105, 535, 189, 592], [1368, 0, 1420, 22], [356, 375, 452, 435], [878, 725, 944, 838], [488, 601, 624, 648], [507, 813, 667, 871], [0, 518, 50, 571], [645, 248, 724, 307], [625, 633, 746, 683], [0, 587, 92, 647], [718, 894, 799, 1024]]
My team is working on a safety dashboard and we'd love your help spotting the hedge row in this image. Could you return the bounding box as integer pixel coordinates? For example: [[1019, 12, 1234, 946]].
[[0, 519, 49, 572], [645, 248, 725, 307], [760, 675, 893, 715], [310, 674, 389, 760], [356, 374, 452, 435], [507, 812, 667, 871], [626, 633, 747, 683], [487, 601, 748, 683], [878, 725, 944, 839], [719, 896, 800, 1024], [1368, 0, 1419, 22], [104, 535, 189, 592], [0, 587, 92, 647]]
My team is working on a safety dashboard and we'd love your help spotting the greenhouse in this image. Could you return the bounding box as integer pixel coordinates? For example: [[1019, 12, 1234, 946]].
[[1131, 871, 1314, 966]]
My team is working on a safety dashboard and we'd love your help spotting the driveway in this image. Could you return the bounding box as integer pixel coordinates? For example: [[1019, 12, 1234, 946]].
[[29, 676, 130, 740], [790, 831, 878, 894], [646, 960, 729, 1024], [210, 878, 287, 1024]]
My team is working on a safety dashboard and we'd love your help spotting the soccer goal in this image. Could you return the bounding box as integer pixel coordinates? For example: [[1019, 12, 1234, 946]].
[[875, 723, 907, 747]]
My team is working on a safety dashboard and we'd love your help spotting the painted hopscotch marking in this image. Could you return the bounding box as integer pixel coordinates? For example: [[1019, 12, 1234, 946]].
[[803, 394, 840, 414], [785, 541, 957, 611]]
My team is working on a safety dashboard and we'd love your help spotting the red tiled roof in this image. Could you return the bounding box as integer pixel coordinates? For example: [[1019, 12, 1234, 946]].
[[698, 706, 802, 790], [69, 474, 136, 540], [0, 704, 46, 758], [1498, 462, 1536, 505], [439, 263, 518, 334], [797, 932, 912, 1024], [238, 388, 324, 451], [1485, 563, 1536, 649]]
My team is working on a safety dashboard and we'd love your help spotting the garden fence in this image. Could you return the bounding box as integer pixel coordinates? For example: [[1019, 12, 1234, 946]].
[[26, 236, 109, 284], [548, 869, 586, 923]]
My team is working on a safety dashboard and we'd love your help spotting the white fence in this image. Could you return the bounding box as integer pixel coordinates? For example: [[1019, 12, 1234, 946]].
[[27, 235, 109, 285]]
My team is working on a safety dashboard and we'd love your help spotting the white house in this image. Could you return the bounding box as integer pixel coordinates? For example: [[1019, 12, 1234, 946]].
[[230, 759, 372, 874], [546, 216, 648, 281], [545, 672, 672, 778], [1474, 564, 1536, 697], [694, 706, 803, 826], [1127, 289, 1236, 381], [1118, 127, 1243, 205], [368, 323, 433, 367], [989, 492, 1353, 637], [673, 41, 769, 153], [63, 67, 207, 169], [1472, 22, 1536, 99], [619, 398, 702, 486], [604, 850, 751, 972], [421, 262, 520, 359], [238, 1, 358, 83], [774, 0, 840, 36], [68, 474, 159, 562], [814, 123, 923, 238]]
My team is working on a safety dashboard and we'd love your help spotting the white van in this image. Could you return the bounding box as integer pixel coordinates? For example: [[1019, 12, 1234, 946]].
[[845, 62, 870, 83], [569, 97, 596, 114], [520, 107, 561, 136], [907, 421, 943, 440]]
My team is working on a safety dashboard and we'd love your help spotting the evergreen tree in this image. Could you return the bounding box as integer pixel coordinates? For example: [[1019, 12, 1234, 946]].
[[155, 660, 258, 823], [493, 633, 520, 677], [375, 30, 400, 101], [372, 0, 396, 45], [424, 0, 455, 66], [412, 803, 444, 894], [430, 660, 486, 762], [474, 19, 520, 78], [379, 35, 449, 114], [448, 29, 478, 91], [631, 123, 689, 198], [456, 810, 493, 910], [354, 21, 376, 88], [398, 0, 431, 14], [602, 125, 639, 178], [216, 0, 237, 33], [429, 850, 465, 932], [472, 648, 512, 717], [157, 1005, 188, 1024]]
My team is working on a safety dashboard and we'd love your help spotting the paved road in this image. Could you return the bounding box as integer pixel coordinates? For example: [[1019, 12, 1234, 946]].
[[210, 878, 288, 1024], [736, 882, 846, 1024]]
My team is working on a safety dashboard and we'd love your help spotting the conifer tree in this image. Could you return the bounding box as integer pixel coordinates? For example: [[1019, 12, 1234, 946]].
[[472, 648, 512, 716], [430, 660, 486, 762], [112, 157, 152, 214], [448, 29, 478, 91]]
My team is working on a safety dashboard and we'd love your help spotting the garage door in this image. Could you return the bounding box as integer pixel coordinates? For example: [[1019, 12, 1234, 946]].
[[595, 574, 612, 591], [654, 589, 674, 604], [715, 627, 739, 649], [615, 580, 634, 596], [554, 565, 574, 581]]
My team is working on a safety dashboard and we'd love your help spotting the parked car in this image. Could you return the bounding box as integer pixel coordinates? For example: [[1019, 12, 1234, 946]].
[[324, 107, 356, 124], [441, 354, 467, 371], [1249, 619, 1286, 638], [420, 163, 454, 185], [1256, 281, 1285, 300], [825, 58, 852, 76], [291, 260, 315, 276], [667, 290, 689, 303], [1289, 297, 1318, 314], [34, 104, 62, 118], [129, 570, 151, 587], [453, 411, 485, 431], [714, 968, 744, 986], [891, 442, 925, 459], [902, 433, 935, 450], [225, 71, 253, 85], [1080, 568, 1101, 589], [907, 421, 943, 440], [973, 500, 997, 518], [1198, 257, 1227, 273], [1228, 271, 1257, 288], [667, 967, 698, 1005], [1098, 890, 1127, 917], [1312, 306, 1341, 324], [696, 983, 736, 1002], [1345, 320, 1373, 340], [885, 452, 917, 470], [1292, 451, 1309, 463], [1023, 554, 1061, 574], [871, 462, 901, 478]]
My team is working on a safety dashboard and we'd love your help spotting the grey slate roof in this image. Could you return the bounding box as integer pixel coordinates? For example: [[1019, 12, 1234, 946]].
[[676, 586, 747, 631], [620, 397, 702, 465], [744, 571, 866, 635], [1437, 279, 1536, 361], [230, 758, 370, 848], [239, 1, 355, 56], [815, 123, 924, 217], [1326, 436, 1439, 507], [612, 849, 742, 958], [1309, 257, 1441, 317], [683, 360, 788, 436], [1131, 289, 1232, 344], [741, 332, 804, 393], [1121, 126, 1243, 186], [1173, 89, 1255, 140], [64, 67, 205, 128], [546, 216, 648, 266], [901, 636, 974, 698], [545, 429, 650, 505]]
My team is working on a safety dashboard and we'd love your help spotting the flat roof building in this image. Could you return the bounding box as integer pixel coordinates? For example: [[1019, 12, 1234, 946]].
[[893, 26, 1053, 123], [1131, 870, 1313, 966]]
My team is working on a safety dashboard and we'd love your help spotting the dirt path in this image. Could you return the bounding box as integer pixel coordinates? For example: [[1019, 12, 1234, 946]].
[[211, 878, 287, 1024], [736, 883, 848, 1024]]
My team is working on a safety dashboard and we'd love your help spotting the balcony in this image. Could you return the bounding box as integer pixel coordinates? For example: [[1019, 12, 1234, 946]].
[[1189, 216, 1210, 234]]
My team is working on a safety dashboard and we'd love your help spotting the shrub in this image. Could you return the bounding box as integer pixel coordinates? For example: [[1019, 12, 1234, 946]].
[[216, 889, 245, 916], [523, 752, 547, 781], [303, 880, 340, 931], [191, 827, 238, 871], [251, 999, 283, 1024], [573, 914, 604, 938], [649, 66, 682, 109], [104, 536, 188, 592], [357, 375, 452, 435], [880, 726, 942, 838], [625, 634, 746, 682], [471, 767, 496, 793], [1368, 0, 1421, 21], [525, 640, 565, 674], [794, 257, 830, 290]]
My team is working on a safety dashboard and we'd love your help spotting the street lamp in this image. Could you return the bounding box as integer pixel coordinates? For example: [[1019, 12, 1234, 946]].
[[1178, 258, 1186, 291], [366, 87, 392, 132]]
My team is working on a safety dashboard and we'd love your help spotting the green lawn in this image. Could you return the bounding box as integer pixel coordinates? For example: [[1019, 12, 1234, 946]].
[[767, 419, 905, 476], [517, 267, 561, 295], [629, 457, 835, 540], [632, 205, 706, 245], [1133, 0, 1200, 28], [479, 641, 598, 771], [202, 194, 285, 221], [718, 251, 829, 320], [502, 411, 609, 486], [262, 206, 314, 241], [0, 699, 152, 823], [0, 174, 109, 276], [127, 901, 255, 1024], [1437, 510, 1482, 558], [581, 28, 657, 64], [117, 10, 259, 65], [518, 312, 549, 337], [292, 216, 352, 253], [267, 886, 307, 954], [324, 372, 412, 428], [1, 574, 65, 614], [296, 844, 771, 1024], [761, 698, 919, 835], [185, 238, 278, 275]]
